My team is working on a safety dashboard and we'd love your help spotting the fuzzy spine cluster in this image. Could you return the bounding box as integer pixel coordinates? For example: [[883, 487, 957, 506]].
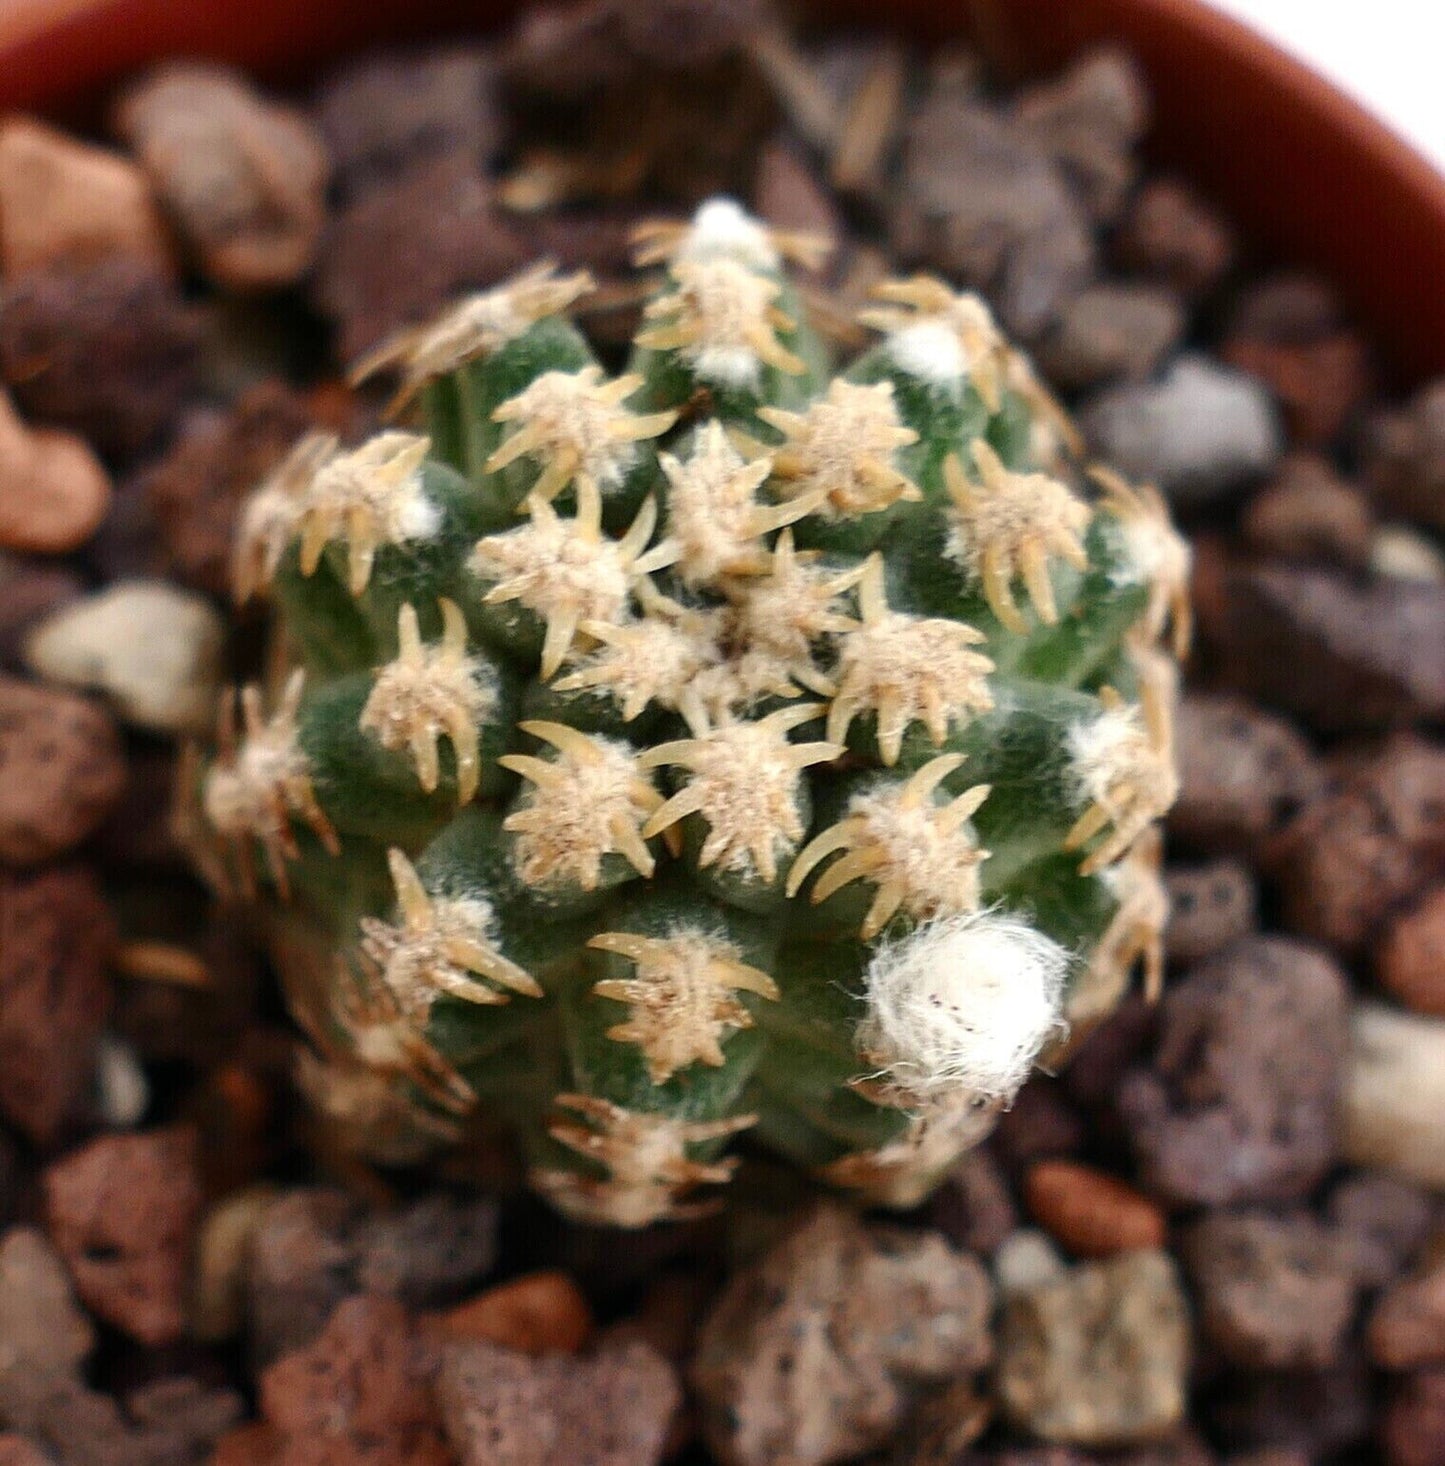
[[191, 198, 1188, 1225]]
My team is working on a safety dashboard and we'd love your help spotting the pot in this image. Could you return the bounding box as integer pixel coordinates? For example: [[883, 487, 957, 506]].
[[1, 0, 1442, 382]]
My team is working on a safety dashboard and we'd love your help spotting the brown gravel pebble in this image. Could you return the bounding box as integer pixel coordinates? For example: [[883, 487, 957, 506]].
[[314, 155, 528, 362], [0, 554, 82, 667], [0, 117, 172, 277], [44, 1125, 203, 1346], [0, 862, 114, 1144], [1240, 453, 1374, 567], [1184, 1210, 1357, 1369], [139, 381, 313, 596], [995, 1078, 1087, 1173], [1119, 937, 1348, 1207], [693, 1204, 993, 1466], [431, 1270, 594, 1354], [1112, 175, 1234, 296], [0, 256, 202, 463], [1271, 735, 1445, 954], [1365, 377, 1445, 533], [315, 45, 503, 203], [259, 1294, 451, 1466], [1038, 282, 1185, 390], [924, 1145, 1019, 1257], [1164, 860, 1257, 966], [1217, 563, 1445, 730], [1169, 694, 1323, 857], [1370, 1256, 1445, 1370], [1377, 886, 1445, 1018], [1025, 1161, 1167, 1259], [0, 1437, 48, 1466], [438, 1334, 680, 1466], [115, 63, 330, 291], [0, 390, 111, 555], [1327, 1171, 1436, 1290], [1381, 1369, 1445, 1466], [0, 1226, 94, 1376], [0, 675, 126, 866]]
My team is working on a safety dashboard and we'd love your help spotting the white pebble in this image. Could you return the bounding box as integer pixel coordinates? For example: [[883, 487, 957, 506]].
[[1343, 1001, 1445, 1189]]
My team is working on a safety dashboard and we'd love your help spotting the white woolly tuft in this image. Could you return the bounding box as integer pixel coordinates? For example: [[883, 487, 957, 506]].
[[396, 491, 442, 541], [692, 344, 764, 389], [1108, 509, 1191, 591], [858, 913, 1068, 1104], [678, 198, 778, 270], [1068, 705, 1146, 807], [885, 320, 968, 388]]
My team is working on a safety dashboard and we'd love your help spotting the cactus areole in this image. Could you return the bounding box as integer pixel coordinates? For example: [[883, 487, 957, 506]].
[[191, 200, 1189, 1225]]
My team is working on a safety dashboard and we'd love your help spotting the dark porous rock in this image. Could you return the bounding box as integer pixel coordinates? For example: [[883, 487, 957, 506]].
[[1270, 736, 1445, 954], [1183, 1210, 1357, 1369], [1216, 563, 1445, 730], [0, 257, 202, 464], [313, 155, 529, 362], [315, 45, 503, 203], [44, 1126, 202, 1347], [0, 554, 82, 667], [1112, 176, 1235, 297], [1169, 694, 1324, 858], [994, 1077, 1086, 1173], [259, 1294, 449, 1466], [1240, 453, 1374, 568], [1038, 282, 1185, 390], [1079, 353, 1282, 505], [1010, 47, 1149, 224], [898, 85, 1093, 340], [0, 676, 126, 866], [1370, 1255, 1445, 1370], [997, 1249, 1190, 1446], [692, 1203, 993, 1466], [1221, 273, 1371, 447], [139, 381, 313, 597], [1206, 1352, 1371, 1458], [1119, 937, 1348, 1207], [1381, 1370, 1445, 1466], [1327, 1171, 1435, 1291], [1062, 995, 1157, 1114], [501, 0, 635, 99], [1164, 860, 1257, 966], [114, 64, 330, 291], [923, 1144, 1018, 1257], [438, 1334, 680, 1466], [615, 0, 766, 68], [0, 863, 114, 1145], [356, 1192, 499, 1310], [1365, 377, 1445, 532], [1377, 884, 1445, 1018]]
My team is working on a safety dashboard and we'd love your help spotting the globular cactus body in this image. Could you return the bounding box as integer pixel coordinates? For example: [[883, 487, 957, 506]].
[[195, 199, 1189, 1224]]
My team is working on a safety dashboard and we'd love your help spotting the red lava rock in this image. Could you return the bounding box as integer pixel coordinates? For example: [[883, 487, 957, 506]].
[[0, 675, 126, 866], [211, 1422, 283, 1466], [260, 1294, 451, 1466], [0, 1436, 48, 1466], [0, 118, 172, 277], [1370, 1257, 1445, 1370], [1365, 377, 1445, 533], [315, 45, 503, 203], [1381, 1369, 1445, 1466], [692, 1204, 993, 1466], [1164, 860, 1258, 966], [313, 155, 529, 362], [1223, 333, 1371, 447], [1184, 1210, 1357, 1369], [923, 1144, 1019, 1257], [1377, 885, 1445, 1018], [1025, 1161, 1167, 1258], [1240, 453, 1374, 568], [1112, 175, 1234, 296], [355, 1192, 499, 1310], [1327, 1171, 1436, 1290], [1217, 563, 1445, 730], [1119, 936, 1349, 1207], [0, 390, 111, 556], [431, 1270, 594, 1355], [1270, 735, 1445, 954], [1169, 694, 1324, 858], [139, 381, 313, 597], [437, 1334, 680, 1466], [44, 1125, 203, 1346], [115, 63, 330, 291], [0, 256, 202, 463], [0, 863, 114, 1144]]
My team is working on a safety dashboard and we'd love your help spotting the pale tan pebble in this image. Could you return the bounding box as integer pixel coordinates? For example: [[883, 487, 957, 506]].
[[1370, 523, 1445, 583], [0, 116, 173, 276], [1343, 1001, 1445, 1188], [0, 390, 111, 554], [190, 1184, 279, 1342], [23, 580, 224, 735]]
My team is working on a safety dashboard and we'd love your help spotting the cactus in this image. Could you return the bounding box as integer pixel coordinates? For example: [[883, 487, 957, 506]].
[[190, 199, 1190, 1224]]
